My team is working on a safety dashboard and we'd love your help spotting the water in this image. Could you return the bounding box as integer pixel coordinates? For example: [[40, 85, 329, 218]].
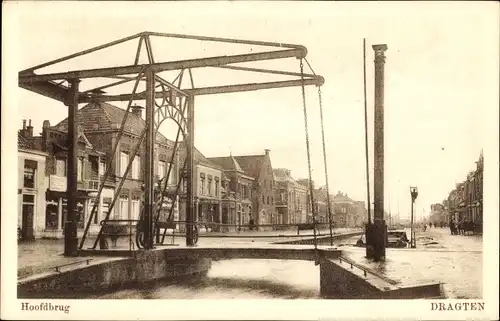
[[93, 228, 482, 299]]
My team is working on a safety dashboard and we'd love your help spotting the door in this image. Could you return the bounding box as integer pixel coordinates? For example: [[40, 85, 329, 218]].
[[22, 197, 35, 241]]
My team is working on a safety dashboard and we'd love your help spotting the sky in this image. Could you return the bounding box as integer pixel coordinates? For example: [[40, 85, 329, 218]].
[[6, 1, 499, 220]]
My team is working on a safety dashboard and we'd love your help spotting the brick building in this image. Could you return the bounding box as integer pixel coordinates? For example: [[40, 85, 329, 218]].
[[331, 191, 366, 228], [273, 168, 308, 227], [20, 119, 107, 238], [207, 155, 254, 231], [220, 149, 275, 229], [445, 150, 483, 233], [49, 102, 180, 235]]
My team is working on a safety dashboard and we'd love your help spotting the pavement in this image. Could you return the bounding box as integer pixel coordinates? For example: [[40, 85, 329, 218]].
[[339, 227, 483, 299], [18, 227, 360, 279]]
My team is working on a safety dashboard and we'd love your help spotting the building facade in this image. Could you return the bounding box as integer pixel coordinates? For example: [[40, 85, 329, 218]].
[[445, 151, 483, 233], [331, 191, 365, 228], [232, 149, 276, 229], [18, 129, 48, 240], [47, 102, 180, 236], [273, 168, 308, 227], [178, 145, 223, 232], [208, 155, 254, 231]]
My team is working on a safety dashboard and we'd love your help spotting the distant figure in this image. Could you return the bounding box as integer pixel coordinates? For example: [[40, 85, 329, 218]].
[[249, 214, 255, 231], [429, 222, 433, 228]]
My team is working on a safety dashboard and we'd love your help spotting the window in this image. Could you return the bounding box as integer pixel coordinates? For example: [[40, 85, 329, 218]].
[[132, 156, 140, 179], [215, 179, 219, 197], [262, 195, 265, 203], [131, 196, 141, 220], [341, 207, 347, 214], [120, 152, 129, 177], [77, 158, 84, 182], [56, 159, 66, 176], [99, 161, 107, 176], [23, 160, 37, 189], [207, 178, 212, 196], [267, 196, 270, 205], [200, 177, 205, 194], [166, 163, 175, 185], [119, 195, 129, 219], [158, 161, 166, 180]]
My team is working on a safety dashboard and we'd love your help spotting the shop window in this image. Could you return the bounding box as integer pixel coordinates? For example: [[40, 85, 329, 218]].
[[45, 201, 58, 229], [24, 160, 37, 189]]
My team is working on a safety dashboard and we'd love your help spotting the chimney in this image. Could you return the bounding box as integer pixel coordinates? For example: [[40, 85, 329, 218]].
[[265, 149, 270, 157], [22, 119, 27, 130], [26, 119, 34, 137], [131, 105, 144, 118], [43, 120, 51, 129]]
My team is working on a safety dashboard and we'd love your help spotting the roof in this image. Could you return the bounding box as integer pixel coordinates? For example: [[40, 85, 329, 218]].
[[207, 155, 244, 172], [233, 154, 266, 178], [52, 102, 172, 146], [273, 168, 296, 183], [178, 143, 222, 170], [18, 132, 33, 149], [332, 192, 354, 203]]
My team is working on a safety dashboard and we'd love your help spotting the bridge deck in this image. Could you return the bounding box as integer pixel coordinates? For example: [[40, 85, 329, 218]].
[[79, 244, 342, 261]]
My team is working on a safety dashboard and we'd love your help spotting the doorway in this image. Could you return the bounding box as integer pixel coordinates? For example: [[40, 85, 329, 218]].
[[21, 194, 35, 241]]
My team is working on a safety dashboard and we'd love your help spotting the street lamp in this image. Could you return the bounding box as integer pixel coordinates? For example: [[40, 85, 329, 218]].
[[410, 186, 418, 248]]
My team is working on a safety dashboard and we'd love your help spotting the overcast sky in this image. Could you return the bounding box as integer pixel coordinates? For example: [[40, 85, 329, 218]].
[[7, 1, 499, 220]]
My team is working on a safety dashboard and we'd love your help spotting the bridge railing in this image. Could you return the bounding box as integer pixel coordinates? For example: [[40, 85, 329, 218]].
[[338, 256, 398, 285]]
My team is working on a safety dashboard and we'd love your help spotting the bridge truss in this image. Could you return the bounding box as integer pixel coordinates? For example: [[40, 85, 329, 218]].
[[18, 31, 333, 255]]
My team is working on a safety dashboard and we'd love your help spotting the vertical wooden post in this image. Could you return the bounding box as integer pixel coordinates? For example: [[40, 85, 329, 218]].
[[64, 78, 80, 257], [372, 44, 388, 261], [186, 95, 196, 246]]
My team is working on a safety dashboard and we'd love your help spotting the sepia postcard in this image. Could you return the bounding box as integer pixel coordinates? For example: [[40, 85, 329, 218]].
[[1, 1, 499, 320]]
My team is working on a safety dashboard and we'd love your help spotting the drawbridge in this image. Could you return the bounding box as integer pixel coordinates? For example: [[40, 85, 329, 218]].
[[19, 31, 335, 259]]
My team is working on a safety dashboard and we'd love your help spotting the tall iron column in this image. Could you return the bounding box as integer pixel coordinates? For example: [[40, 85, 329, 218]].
[[144, 69, 155, 249], [186, 95, 196, 246], [372, 44, 388, 261], [64, 78, 80, 257]]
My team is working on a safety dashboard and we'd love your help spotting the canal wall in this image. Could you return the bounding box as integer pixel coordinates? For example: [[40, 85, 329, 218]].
[[18, 251, 211, 298], [273, 231, 364, 245], [319, 258, 443, 299]]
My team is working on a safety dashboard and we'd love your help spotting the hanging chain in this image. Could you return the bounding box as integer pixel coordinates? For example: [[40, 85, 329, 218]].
[[317, 86, 335, 246], [300, 59, 319, 253]]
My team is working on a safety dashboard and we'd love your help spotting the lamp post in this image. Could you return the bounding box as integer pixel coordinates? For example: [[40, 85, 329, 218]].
[[410, 186, 418, 248]]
